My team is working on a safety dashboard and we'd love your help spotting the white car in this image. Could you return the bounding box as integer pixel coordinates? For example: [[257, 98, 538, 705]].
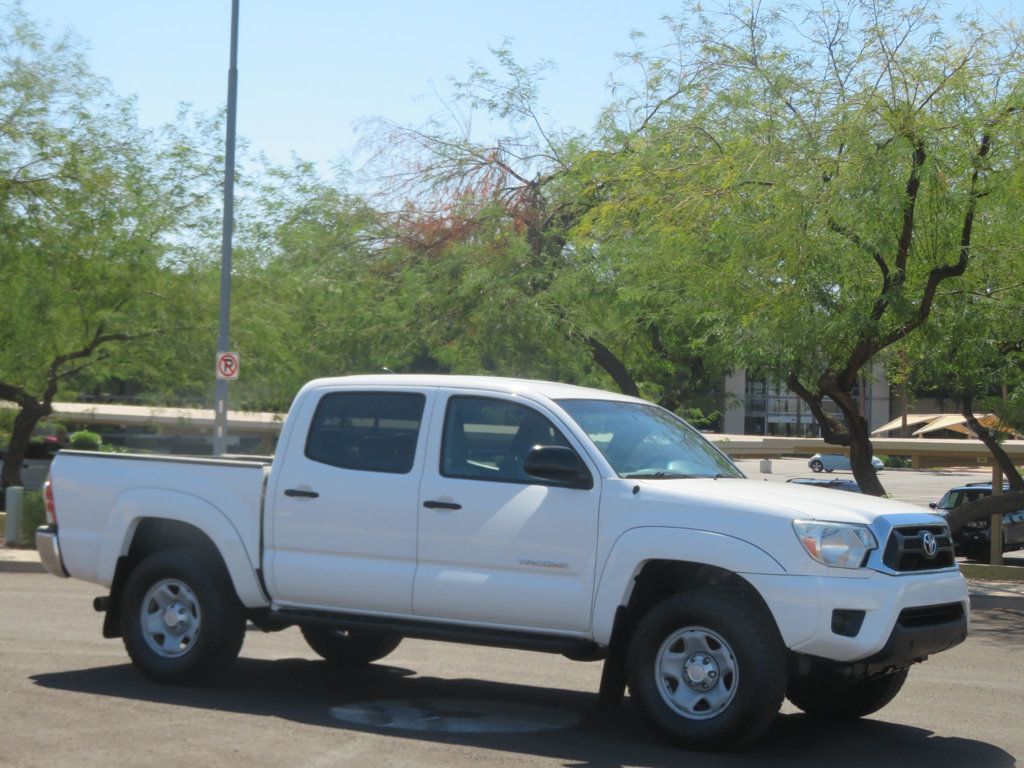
[[809, 453, 885, 473], [36, 375, 966, 750]]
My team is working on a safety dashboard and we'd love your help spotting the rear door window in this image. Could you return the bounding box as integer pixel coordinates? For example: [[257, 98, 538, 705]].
[[305, 392, 425, 474]]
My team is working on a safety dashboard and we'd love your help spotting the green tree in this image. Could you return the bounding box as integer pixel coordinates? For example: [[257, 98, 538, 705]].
[[579, 0, 1024, 494], [361, 46, 732, 415], [0, 11, 193, 487], [902, 254, 1024, 530]]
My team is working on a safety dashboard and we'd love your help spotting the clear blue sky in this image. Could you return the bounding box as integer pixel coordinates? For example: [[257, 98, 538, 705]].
[[19, 0, 679, 172], [18, 1, 1017, 176]]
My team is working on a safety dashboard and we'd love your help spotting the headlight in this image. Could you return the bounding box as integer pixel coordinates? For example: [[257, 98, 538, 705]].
[[793, 520, 878, 569]]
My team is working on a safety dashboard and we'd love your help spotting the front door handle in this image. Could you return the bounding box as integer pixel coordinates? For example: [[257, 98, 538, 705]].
[[284, 488, 319, 498], [423, 500, 461, 510]]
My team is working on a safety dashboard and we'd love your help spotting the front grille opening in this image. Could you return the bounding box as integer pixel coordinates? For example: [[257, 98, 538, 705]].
[[883, 525, 956, 572], [898, 602, 964, 628]]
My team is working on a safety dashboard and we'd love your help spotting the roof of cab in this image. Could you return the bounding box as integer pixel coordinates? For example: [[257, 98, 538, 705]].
[[301, 374, 645, 403]]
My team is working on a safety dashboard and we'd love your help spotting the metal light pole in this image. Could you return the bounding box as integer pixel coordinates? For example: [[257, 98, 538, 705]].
[[213, 0, 240, 455]]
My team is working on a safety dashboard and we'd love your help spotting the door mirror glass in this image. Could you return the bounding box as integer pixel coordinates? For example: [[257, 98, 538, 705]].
[[523, 445, 592, 489]]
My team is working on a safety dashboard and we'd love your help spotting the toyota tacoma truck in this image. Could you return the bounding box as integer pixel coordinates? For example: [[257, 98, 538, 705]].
[[36, 375, 968, 749]]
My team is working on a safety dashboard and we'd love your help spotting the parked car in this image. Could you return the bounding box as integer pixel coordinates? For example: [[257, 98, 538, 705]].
[[787, 477, 862, 493], [929, 482, 1024, 562], [36, 375, 967, 750], [808, 453, 884, 473]]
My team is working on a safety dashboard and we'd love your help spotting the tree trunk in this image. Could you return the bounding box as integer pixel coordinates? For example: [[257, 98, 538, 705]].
[[585, 337, 640, 397], [961, 394, 1024, 492], [1, 403, 50, 490], [823, 387, 886, 497]]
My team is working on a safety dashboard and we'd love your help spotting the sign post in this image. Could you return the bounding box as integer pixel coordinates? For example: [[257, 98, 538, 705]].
[[213, 0, 240, 455]]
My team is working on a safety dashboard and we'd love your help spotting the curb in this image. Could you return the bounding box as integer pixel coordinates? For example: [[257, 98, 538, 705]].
[[0, 559, 45, 574], [970, 594, 1024, 611], [959, 563, 1024, 582]]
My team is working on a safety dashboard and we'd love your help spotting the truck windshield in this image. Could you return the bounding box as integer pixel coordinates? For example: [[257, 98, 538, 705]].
[[557, 399, 743, 480]]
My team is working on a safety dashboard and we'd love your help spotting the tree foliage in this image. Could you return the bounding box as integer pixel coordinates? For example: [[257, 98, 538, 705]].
[[1, 1, 1022, 495], [575, 0, 1024, 494]]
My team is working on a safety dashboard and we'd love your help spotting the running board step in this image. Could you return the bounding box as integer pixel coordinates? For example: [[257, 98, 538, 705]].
[[265, 608, 604, 657]]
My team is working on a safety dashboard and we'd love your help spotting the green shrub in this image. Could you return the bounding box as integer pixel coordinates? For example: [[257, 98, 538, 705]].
[[879, 455, 909, 469], [18, 490, 46, 547], [69, 430, 102, 451]]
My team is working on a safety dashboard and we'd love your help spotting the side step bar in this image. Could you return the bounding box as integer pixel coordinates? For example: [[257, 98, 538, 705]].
[[263, 607, 605, 658]]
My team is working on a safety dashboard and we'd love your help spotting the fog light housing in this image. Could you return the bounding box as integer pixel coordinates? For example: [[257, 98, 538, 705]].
[[831, 609, 866, 637]]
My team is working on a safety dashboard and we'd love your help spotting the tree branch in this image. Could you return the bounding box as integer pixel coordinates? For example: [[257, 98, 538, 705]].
[[585, 336, 639, 397], [786, 374, 850, 445], [894, 139, 926, 275], [961, 393, 1024, 491]]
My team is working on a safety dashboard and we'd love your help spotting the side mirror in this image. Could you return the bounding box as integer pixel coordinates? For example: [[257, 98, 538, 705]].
[[523, 445, 592, 489], [928, 502, 937, 509]]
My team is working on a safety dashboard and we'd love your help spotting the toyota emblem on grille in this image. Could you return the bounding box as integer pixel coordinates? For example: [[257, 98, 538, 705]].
[[920, 531, 938, 559]]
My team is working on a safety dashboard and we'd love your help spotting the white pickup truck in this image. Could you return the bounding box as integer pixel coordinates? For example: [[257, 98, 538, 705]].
[[36, 375, 968, 749]]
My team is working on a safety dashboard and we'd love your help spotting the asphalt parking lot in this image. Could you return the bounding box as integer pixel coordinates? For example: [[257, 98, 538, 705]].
[[1, 572, 1021, 768], [733, 456, 994, 507]]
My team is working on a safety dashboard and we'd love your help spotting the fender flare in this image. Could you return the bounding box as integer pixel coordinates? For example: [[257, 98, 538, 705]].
[[100, 488, 269, 608], [591, 526, 786, 645]]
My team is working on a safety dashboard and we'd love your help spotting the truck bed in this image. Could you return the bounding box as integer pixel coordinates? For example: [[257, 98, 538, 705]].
[[50, 450, 271, 591]]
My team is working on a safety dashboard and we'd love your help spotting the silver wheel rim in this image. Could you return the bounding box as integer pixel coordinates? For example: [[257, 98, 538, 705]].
[[655, 626, 739, 720], [140, 578, 202, 658]]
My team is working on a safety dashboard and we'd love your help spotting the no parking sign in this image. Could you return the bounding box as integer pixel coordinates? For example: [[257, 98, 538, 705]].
[[216, 351, 240, 380]]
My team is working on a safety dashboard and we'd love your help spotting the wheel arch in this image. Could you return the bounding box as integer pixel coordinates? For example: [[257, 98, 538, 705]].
[[101, 515, 266, 639], [592, 527, 785, 646], [100, 489, 269, 611]]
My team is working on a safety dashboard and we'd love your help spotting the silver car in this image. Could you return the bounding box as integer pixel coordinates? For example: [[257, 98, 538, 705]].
[[808, 453, 884, 473]]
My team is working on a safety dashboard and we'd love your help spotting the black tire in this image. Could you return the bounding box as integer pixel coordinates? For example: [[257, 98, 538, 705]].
[[300, 626, 402, 666], [810, 460, 824, 473], [625, 591, 786, 750], [120, 547, 246, 685], [787, 668, 908, 719]]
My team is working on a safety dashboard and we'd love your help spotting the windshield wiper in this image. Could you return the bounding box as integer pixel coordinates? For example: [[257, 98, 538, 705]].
[[621, 471, 698, 479]]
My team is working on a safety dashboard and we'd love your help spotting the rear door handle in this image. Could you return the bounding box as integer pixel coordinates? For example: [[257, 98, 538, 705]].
[[423, 500, 461, 510], [284, 488, 319, 498]]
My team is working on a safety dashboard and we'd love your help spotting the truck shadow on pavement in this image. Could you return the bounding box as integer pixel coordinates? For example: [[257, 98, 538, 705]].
[[32, 658, 1014, 768]]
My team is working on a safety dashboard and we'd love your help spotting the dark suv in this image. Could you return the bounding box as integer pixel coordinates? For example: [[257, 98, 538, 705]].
[[930, 482, 1024, 561]]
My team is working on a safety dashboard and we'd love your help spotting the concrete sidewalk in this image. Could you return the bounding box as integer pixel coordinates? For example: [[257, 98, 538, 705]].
[[3, 544, 1023, 610]]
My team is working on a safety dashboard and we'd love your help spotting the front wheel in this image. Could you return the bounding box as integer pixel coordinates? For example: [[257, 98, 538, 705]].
[[120, 548, 246, 684], [787, 668, 908, 719], [810, 460, 824, 473], [626, 591, 786, 750], [301, 626, 402, 666]]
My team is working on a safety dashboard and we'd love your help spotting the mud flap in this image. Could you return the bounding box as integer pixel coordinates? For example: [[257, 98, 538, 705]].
[[598, 606, 629, 710]]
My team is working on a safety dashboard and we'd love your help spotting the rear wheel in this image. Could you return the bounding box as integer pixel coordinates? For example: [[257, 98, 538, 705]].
[[300, 626, 402, 666], [787, 669, 909, 719], [120, 547, 246, 684], [625, 591, 786, 750]]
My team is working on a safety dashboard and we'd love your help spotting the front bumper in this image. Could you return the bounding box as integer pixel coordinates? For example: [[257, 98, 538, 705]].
[[35, 525, 69, 578], [744, 568, 969, 663]]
